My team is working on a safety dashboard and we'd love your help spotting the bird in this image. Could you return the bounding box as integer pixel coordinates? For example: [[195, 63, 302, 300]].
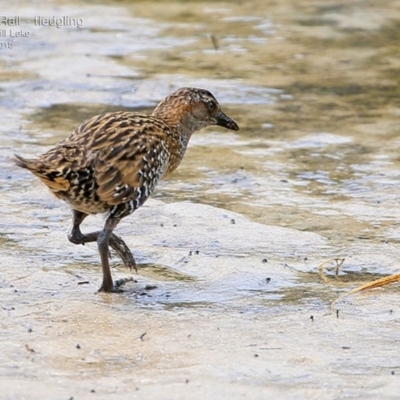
[[14, 87, 239, 293]]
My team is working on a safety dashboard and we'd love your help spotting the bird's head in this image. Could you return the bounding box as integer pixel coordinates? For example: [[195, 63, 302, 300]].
[[152, 87, 239, 135]]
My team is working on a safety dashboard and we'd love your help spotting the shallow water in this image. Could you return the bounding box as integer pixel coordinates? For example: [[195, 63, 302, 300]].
[[2, 0, 400, 398]]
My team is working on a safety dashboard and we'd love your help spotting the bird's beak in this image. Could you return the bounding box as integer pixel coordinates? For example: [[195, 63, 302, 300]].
[[215, 111, 239, 131]]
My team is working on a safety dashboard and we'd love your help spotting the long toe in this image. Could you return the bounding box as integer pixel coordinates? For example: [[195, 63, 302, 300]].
[[109, 234, 137, 271], [115, 277, 136, 289], [122, 253, 137, 272], [97, 277, 135, 293], [98, 283, 124, 293]]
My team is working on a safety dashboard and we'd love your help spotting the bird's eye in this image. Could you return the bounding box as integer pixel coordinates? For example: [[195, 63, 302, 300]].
[[207, 101, 215, 112]]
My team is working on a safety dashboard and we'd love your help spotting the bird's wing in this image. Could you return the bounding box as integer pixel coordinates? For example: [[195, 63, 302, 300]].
[[88, 115, 171, 207]]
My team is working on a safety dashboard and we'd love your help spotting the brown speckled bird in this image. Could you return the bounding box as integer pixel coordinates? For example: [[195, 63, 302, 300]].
[[14, 87, 239, 293]]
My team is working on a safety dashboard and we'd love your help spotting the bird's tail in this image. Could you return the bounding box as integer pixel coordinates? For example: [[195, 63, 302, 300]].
[[14, 154, 39, 171], [14, 154, 70, 191]]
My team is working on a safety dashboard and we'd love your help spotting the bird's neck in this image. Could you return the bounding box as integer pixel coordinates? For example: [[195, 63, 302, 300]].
[[151, 102, 204, 141], [152, 104, 199, 175]]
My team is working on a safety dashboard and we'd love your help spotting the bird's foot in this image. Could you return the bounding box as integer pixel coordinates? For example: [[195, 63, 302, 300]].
[[97, 277, 136, 293], [98, 285, 124, 293], [109, 235, 137, 272], [68, 229, 85, 245], [115, 276, 136, 288]]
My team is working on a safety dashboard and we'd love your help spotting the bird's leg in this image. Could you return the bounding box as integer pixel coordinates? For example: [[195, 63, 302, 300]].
[[67, 209, 136, 271], [97, 216, 124, 293], [81, 231, 137, 271]]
